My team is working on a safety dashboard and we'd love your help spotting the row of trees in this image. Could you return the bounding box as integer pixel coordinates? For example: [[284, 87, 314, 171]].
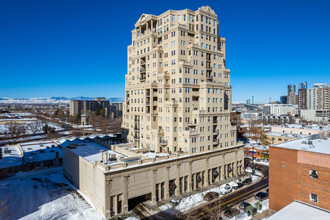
[[0, 119, 59, 142]]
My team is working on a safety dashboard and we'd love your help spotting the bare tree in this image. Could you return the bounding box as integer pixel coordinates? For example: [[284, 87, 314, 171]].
[[108, 116, 122, 133], [319, 130, 330, 139], [28, 120, 41, 135], [6, 121, 26, 141], [205, 198, 223, 220], [249, 126, 270, 146]]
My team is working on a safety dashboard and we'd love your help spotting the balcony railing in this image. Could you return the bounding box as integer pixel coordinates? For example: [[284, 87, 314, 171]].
[[207, 74, 213, 80], [140, 76, 146, 81], [160, 140, 168, 146]]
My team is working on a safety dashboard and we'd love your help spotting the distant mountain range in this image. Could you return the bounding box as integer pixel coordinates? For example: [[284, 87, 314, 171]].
[[0, 97, 124, 104]]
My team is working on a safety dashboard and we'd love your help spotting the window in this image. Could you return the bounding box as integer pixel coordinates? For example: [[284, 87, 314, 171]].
[[309, 170, 318, 179], [309, 193, 318, 203]]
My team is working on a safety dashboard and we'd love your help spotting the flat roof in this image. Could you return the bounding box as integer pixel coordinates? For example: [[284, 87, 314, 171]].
[[266, 131, 307, 138], [272, 138, 330, 155], [272, 124, 330, 130], [0, 145, 22, 168], [20, 140, 62, 162], [62, 139, 127, 165], [267, 201, 330, 220]]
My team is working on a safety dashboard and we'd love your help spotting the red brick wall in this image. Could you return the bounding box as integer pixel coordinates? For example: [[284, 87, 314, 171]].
[[269, 146, 330, 211], [297, 158, 330, 210], [269, 147, 298, 211]]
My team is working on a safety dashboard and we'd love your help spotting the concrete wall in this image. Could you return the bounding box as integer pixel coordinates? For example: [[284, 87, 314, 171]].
[[63, 147, 106, 216]]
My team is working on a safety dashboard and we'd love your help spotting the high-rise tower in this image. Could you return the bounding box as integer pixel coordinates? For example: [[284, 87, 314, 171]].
[[122, 6, 237, 154]]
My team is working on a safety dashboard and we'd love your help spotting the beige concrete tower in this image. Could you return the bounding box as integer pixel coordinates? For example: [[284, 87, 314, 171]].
[[122, 6, 237, 154]]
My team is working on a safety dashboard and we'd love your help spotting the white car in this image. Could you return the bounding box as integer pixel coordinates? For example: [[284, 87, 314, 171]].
[[220, 184, 232, 195]]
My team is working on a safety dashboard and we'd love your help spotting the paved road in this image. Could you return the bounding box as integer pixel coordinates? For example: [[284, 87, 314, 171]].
[[187, 167, 269, 219]]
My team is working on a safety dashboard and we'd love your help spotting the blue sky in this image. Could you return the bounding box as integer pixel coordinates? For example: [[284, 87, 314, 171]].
[[0, 0, 329, 103]]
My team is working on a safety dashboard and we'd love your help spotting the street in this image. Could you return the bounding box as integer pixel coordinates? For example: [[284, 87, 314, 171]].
[[187, 165, 269, 219]]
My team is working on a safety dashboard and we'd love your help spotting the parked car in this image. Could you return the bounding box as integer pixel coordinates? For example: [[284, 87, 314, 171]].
[[220, 184, 232, 195], [255, 192, 268, 201], [203, 192, 219, 201], [233, 182, 244, 190], [239, 202, 252, 211], [242, 178, 252, 185], [224, 208, 232, 217]]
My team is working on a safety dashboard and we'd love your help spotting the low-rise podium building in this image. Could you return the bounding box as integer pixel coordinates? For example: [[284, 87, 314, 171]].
[[62, 137, 244, 218]]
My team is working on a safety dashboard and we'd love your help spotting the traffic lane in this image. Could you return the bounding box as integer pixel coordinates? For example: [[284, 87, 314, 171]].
[[188, 178, 268, 218], [190, 183, 269, 218]]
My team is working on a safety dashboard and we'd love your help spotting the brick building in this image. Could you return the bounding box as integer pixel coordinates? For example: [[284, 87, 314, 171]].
[[269, 138, 330, 211]]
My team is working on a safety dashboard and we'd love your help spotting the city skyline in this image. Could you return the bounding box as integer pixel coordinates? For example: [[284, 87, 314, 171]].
[[1, 0, 330, 103]]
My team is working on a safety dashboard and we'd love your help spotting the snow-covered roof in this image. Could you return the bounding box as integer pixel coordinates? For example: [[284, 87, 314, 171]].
[[0, 145, 23, 168], [273, 138, 330, 155], [62, 139, 127, 164], [20, 140, 62, 162], [142, 152, 169, 159], [245, 144, 269, 151], [266, 131, 307, 138], [273, 124, 330, 130], [267, 201, 330, 220]]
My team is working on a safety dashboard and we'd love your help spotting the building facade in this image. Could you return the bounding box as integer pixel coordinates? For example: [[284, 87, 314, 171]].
[[122, 6, 237, 154], [287, 84, 296, 105], [70, 97, 111, 117], [280, 96, 287, 104], [63, 138, 244, 218], [298, 88, 307, 109], [263, 104, 298, 116], [298, 82, 308, 90], [269, 138, 330, 211]]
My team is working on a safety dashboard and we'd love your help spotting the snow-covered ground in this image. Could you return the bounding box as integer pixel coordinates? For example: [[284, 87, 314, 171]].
[[0, 120, 63, 140], [0, 169, 105, 220]]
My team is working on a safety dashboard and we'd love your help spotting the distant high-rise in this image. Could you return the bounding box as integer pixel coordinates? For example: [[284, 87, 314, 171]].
[[280, 96, 288, 104], [287, 84, 296, 104], [298, 82, 308, 90], [298, 88, 307, 109], [246, 99, 251, 105], [70, 97, 111, 117], [252, 96, 254, 105]]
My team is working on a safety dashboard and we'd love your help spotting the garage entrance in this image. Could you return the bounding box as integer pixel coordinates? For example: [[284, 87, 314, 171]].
[[128, 193, 151, 211]]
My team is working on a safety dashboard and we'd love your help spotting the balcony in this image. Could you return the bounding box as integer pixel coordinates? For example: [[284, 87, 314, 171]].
[[134, 136, 140, 140], [206, 66, 212, 71], [134, 126, 139, 131], [188, 123, 197, 128], [213, 129, 219, 134], [213, 139, 219, 145], [206, 74, 213, 81], [140, 75, 146, 82], [140, 68, 146, 73], [160, 140, 168, 146]]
